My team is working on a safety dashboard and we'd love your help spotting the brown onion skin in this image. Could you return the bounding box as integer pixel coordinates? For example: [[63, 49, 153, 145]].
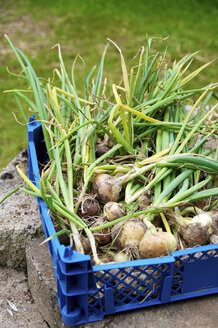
[[54, 224, 70, 245], [92, 216, 112, 245], [210, 234, 218, 244], [211, 211, 218, 235], [138, 193, 151, 210], [81, 198, 100, 218], [93, 229, 111, 245], [98, 254, 114, 264], [81, 236, 92, 254], [139, 231, 177, 259], [93, 173, 122, 204], [95, 138, 114, 157], [95, 143, 110, 157], [179, 222, 211, 247]]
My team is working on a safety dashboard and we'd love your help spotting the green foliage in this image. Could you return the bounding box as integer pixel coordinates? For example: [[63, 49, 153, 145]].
[[0, 0, 217, 169]]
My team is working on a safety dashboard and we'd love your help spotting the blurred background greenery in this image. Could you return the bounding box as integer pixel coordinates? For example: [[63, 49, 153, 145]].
[[0, 0, 217, 170]]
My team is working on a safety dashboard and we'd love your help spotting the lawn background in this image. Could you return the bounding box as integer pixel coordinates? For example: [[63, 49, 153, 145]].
[[0, 0, 217, 170]]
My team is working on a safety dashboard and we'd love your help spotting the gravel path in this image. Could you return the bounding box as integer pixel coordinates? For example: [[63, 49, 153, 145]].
[[0, 266, 47, 328]]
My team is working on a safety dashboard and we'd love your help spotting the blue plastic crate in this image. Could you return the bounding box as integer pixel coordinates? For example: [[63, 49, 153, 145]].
[[27, 116, 218, 326]]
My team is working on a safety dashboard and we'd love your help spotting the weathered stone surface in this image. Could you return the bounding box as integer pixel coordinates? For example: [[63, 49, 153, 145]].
[[26, 238, 70, 328], [0, 266, 48, 328], [0, 150, 43, 268], [26, 238, 218, 328]]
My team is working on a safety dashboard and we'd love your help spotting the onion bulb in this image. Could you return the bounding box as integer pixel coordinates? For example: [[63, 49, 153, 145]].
[[81, 197, 100, 218], [139, 229, 177, 258], [92, 216, 112, 245], [111, 219, 146, 260], [95, 137, 114, 157], [80, 235, 92, 254], [211, 211, 218, 235], [138, 193, 151, 210], [179, 212, 213, 247], [114, 251, 130, 262], [210, 234, 218, 244], [93, 173, 122, 204], [96, 143, 110, 157], [104, 202, 126, 221]]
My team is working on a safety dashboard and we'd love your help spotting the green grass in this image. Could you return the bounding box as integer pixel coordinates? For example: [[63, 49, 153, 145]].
[[0, 0, 217, 170]]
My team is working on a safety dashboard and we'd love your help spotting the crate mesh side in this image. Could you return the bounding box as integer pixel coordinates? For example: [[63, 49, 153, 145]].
[[88, 263, 170, 310], [88, 290, 103, 316], [172, 248, 218, 295]]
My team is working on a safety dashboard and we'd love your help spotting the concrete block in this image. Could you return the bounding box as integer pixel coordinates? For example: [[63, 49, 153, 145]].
[[26, 238, 71, 328], [0, 149, 43, 268]]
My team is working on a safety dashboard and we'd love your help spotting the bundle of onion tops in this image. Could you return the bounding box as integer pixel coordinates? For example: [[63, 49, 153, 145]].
[[3, 35, 218, 265]]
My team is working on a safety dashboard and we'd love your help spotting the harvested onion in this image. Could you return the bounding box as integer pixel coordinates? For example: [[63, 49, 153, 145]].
[[104, 202, 126, 221], [95, 137, 114, 157], [81, 197, 100, 218], [95, 143, 110, 157], [138, 193, 151, 210], [139, 230, 177, 258], [114, 251, 130, 262], [80, 235, 92, 254], [179, 212, 213, 247], [92, 216, 112, 245], [93, 173, 122, 204], [111, 219, 146, 259]]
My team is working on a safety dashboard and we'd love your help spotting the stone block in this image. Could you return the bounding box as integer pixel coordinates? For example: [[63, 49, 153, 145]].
[[0, 150, 43, 268]]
